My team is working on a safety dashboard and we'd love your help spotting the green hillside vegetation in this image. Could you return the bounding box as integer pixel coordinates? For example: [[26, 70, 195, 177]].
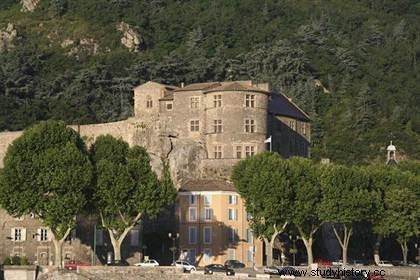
[[1, 0, 419, 164]]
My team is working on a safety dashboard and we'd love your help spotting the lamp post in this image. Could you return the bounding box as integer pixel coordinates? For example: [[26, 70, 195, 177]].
[[168, 233, 179, 264], [289, 235, 299, 266]]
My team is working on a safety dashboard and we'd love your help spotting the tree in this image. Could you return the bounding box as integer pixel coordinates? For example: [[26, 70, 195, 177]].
[[232, 152, 293, 266], [0, 120, 92, 267], [90, 135, 176, 263], [374, 169, 420, 264], [319, 165, 381, 265], [288, 157, 323, 266]]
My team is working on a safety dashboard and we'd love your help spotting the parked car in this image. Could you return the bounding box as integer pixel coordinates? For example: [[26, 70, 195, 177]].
[[377, 261, 393, 267], [264, 266, 280, 275], [134, 259, 159, 267], [172, 260, 196, 272], [316, 260, 333, 266], [224, 260, 245, 269], [204, 264, 235, 276], [367, 272, 385, 280], [64, 260, 90, 270]]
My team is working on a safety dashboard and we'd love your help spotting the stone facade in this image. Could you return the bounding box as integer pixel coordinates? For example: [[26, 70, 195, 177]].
[[0, 80, 310, 267]]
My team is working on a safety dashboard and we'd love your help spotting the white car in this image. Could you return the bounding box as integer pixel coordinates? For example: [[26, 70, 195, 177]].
[[172, 260, 196, 272], [377, 261, 393, 267], [135, 259, 159, 267]]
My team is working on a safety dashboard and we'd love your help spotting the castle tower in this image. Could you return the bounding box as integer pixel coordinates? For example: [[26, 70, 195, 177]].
[[386, 141, 397, 165]]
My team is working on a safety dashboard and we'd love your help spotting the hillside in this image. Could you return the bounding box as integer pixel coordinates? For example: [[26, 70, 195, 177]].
[[0, 0, 419, 164]]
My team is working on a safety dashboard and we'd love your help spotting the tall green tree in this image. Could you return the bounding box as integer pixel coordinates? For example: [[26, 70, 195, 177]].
[[90, 135, 176, 263], [0, 121, 92, 267], [319, 165, 382, 265], [232, 152, 293, 266], [288, 157, 323, 266]]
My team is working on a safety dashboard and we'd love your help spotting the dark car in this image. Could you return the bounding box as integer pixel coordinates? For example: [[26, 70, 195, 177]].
[[224, 260, 245, 269], [204, 264, 235, 276]]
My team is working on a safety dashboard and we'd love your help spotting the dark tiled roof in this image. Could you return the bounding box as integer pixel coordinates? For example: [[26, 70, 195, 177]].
[[175, 82, 221, 92], [204, 82, 270, 94], [268, 93, 310, 122], [179, 179, 236, 192]]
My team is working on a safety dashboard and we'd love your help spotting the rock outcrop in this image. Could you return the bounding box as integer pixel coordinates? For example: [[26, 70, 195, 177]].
[[67, 38, 100, 58], [117, 22, 142, 52], [21, 0, 40, 12], [0, 23, 17, 52]]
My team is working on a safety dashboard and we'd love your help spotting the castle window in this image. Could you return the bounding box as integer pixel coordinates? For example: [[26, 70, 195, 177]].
[[190, 120, 200, 132], [245, 145, 255, 157], [189, 207, 197, 222], [213, 120, 223, 133], [11, 228, 26, 241], [203, 226, 212, 244], [235, 146, 242, 159], [189, 195, 197, 205], [228, 195, 237, 205], [245, 94, 255, 107], [203, 195, 212, 205], [244, 119, 255, 133], [37, 228, 48, 241], [166, 102, 173, 111], [146, 96, 153, 108], [214, 145, 222, 159], [204, 208, 213, 221], [289, 120, 296, 131], [213, 95, 222, 107], [190, 97, 200, 109], [188, 226, 197, 244], [228, 209, 237, 221], [228, 228, 237, 242]]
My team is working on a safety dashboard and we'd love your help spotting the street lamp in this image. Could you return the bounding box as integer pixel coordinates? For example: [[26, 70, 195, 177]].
[[289, 235, 299, 266], [168, 233, 179, 264]]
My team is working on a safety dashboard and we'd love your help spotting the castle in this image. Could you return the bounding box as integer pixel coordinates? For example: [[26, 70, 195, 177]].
[[0, 80, 310, 266]]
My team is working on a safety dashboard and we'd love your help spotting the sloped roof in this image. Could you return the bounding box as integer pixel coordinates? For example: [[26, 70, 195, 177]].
[[204, 82, 270, 94], [175, 82, 221, 92], [179, 179, 236, 192], [134, 81, 179, 91], [268, 93, 311, 122]]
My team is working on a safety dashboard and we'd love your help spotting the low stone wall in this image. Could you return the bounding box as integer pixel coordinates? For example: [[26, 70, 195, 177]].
[[3, 265, 37, 280], [22, 265, 420, 280]]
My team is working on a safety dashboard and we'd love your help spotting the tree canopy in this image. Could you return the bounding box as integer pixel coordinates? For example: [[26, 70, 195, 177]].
[[90, 135, 176, 262], [0, 0, 419, 164], [0, 120, 93, 267]]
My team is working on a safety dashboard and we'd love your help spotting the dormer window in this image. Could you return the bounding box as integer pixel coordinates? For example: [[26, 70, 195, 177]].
[[146, 96, 153, 108]]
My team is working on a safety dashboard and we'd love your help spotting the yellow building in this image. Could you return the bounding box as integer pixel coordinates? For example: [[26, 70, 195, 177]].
[[176, 179, 264, 267]]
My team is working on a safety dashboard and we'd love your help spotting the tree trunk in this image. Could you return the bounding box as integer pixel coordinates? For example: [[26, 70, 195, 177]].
[[332, 225, 352, 266], [109, 230, 124, 263], [400, 241, 408, 265], [302, 237, 313, 266], [373, 235, 382, 265], [52, 239, 64, 268], [51, 228, 71, 268], [263, 237, 273, 266]]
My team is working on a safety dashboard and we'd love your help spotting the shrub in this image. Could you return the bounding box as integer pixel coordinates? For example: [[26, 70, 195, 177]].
[[11, 255, 20, 265], [20, 256, 29, 265], [3, 257, 12, 265]]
